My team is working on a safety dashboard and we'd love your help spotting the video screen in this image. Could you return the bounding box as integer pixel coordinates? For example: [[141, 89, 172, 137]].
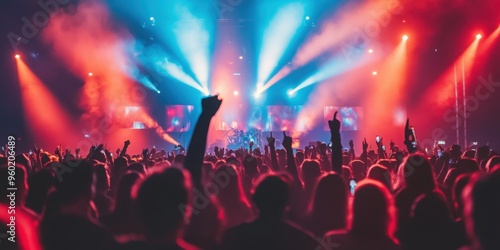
[[324, 106, 363, 131], [122, 106, 146, 129], [266, 106, 302, 131], [165, 105, 195, 132]]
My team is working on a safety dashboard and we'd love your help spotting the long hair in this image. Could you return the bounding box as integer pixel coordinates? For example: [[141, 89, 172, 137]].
[[395, 154, 436, 193], [308, 172, 347, 230], [350, 179, 396, 240]]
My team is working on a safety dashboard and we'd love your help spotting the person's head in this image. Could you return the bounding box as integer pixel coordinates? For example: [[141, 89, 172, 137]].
[[452, 174, 471, 217], [301, 159, 322, 184], [212, 165, 249, 208], [397, 154, 436, 192], [94, 163, 110, 195], [486, 156, 500, 172], [114, 171, 143, 214], [252, 174, 289, 218], [411, 191, 453, 235], [367, 164, 392, 192], [134, 167, 192, 239], [350, 179, 395, 238], [55, 160, 95, 205], [349, 160, 365, 181], [463, 149, 476, 159], [127, 162, 146, 175], [25, 169, 55, 214], [296, 151, 305, 166], [242, 155, 259, 177], [225, 156, 241, 168], [463, 171, 500, 250], [309, 173, 347, 227]]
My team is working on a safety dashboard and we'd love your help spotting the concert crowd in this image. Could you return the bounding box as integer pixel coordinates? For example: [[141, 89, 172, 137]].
[[1, 96, 499, 250]]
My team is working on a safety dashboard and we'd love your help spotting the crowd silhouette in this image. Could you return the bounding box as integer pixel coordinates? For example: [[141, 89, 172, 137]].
[[1, 95, 499, 250]]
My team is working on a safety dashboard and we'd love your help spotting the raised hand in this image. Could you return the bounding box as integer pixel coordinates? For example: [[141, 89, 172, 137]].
[[124, 140, 131, 147], [362, 138, 368, 152], [201, 95, 222, 118], [390, 139, 395, 150], [404, 118, 416, 152], [349, 139, 354, 149], [249, 141, 254, 147], [282, 131, 292, 150], [328, 111, 341, 132], [267, 132, 276, 147]]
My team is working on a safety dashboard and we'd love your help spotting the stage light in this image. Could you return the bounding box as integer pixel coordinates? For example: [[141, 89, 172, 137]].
[[157, 90, 161, 94], [476, 34, 482, 39], [372, 71, 378, 75], [287, 89, 296, 97], [233, 90, 239, 96], [254, 91, 261, 99], [402, 35, 408, 41], [368, 49, 373, 53], [239, 56, 243, 60], [149, 16, 155, 21], [305, 16, 310, 20], [15, 54, 20, 59], [88, 72, 93, 76], [257, 3, 305, 90]]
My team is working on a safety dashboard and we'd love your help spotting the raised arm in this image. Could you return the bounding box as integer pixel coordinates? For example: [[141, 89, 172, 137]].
[[329, 111, 342, 173], [404, 118, 417, 154], [282, 131, 298, 178], [267, 132, 279, 171], [184, 96, 222, 185], [119, 140, 130, 158]]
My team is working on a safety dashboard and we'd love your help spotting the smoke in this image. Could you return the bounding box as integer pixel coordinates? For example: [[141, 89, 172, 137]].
[[42, 0, 178, 145]]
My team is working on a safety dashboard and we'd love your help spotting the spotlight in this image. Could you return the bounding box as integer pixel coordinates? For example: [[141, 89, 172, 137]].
[[233, 90, 239, 96], [254, 91, 261, 99], [402, 35, 408, 41], [149, 17, 155, 21], [88, 72, 93, 76], [287, 89, 296, 97], [157, 90, 161, 94], [372, 71, 378, 75], [305, 16, 310, 20], [368, 49, 373, 53], [239, 56, 243, 60], [15, 54, 20, 59], [476, 34, 482, 39]]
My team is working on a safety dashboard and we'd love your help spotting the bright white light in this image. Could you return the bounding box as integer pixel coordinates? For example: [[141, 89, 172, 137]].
[[150, 17, 155, 21], [169, 6, 212, 92], [157, 90, 161, 94], [476, 34, 482, 39], [372, 71, 377, 75], [254, 91, 261, 99], [368, 49, 373, 53], [156, 58, 206, 94], [88, 72, 93, 76], [287, 89, 296, 97], [15, 54, 20, 59], [239, 56, 243, 60], [402, 35, 408, 41], [257, 3, 305, 87], [305, 16, 310, 20], [233, 90, 239, 96]]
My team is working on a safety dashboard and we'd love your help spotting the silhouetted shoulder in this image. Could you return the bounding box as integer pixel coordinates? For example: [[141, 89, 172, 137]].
[[220, 219, 318, 250], [325, 230, 400, 250]]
